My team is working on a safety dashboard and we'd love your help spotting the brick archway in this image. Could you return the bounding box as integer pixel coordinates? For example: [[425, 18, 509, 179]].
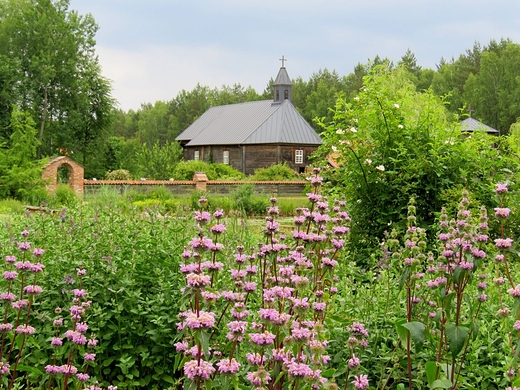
[[42, 156, 84, 195]]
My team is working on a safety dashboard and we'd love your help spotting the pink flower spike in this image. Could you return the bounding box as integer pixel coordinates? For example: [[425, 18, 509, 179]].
[[352, 374, 369, 390], [496, 183, 508, 193]]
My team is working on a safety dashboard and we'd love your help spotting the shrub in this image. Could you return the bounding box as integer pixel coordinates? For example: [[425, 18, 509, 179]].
[[52, 184, 78, 207], [232, 184, 269, 216], [316, 65, 518, 264], [248, 162, 300, 181], [212, 163, 245, 180], [105, 169, 131, 180], [0, 198, 24, 214], [172, 161, 217, 180], [146, 185, 173, 200], [172, 161, 245, 181]]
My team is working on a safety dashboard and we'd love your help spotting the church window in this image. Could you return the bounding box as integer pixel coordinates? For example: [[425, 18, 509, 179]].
[[284, 90, 289, 100], [295, 149, 304, 164]]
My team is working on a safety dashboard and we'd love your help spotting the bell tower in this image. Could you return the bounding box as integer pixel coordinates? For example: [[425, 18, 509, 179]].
[[273, 55, 292, 103]]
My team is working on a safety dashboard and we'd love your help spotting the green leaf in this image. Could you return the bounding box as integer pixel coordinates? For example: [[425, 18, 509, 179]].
[[162, 375, 174, 384], [395, 318, 409, 346], [425, 361, 438, 386], [15, 365, 43, 375], [445, 323, 469, 358], [197, 330, 210, 358], [430, 379, 453, 389], [185, 379, 197, 390], [443, 292, 455, 320], [399, 266, 411, 289], [402, 321, 426, 352]]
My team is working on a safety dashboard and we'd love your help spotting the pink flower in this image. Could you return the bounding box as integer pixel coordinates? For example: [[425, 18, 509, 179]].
[[249, 331, 275, 346], [496, 183, 508, 193], [352, 374, 369, 389], [246, 368, 271, 386], [508, 285, 520, 298], [216, 358, 240, 374], [210, 224, 226, 234], [76, 373, 90, 381], [83, 353, 96, 361], [495, 238, 513, 248], [51, 337, 63, 346], [17, 242, 30, 251], [24, 285, 43, 295], [0, 292, 15, 302], [286, 361, 313, 377], [3, 271, 17, 280], [76, 322, 88, 333], [60, 364, 78, 374], [33, 248, 44, 257], [45, 364, 59, 374], [185, 273, 211, 288], [0, 324, 12, 332], [5, 256, 15, 264], [174, 341, 189, 352], [73, 289, 87, 297], [494, 207, 511, 218], [348, 354, 360, 367], [183, 359, 215, 381]]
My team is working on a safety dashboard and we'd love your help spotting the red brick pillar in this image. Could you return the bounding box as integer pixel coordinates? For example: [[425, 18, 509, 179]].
[[193, 172, 208, 191]]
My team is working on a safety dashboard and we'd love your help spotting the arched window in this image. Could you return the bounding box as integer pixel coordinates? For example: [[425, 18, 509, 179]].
[[284, 90, 289, 100], [276, 90, 280, 101]]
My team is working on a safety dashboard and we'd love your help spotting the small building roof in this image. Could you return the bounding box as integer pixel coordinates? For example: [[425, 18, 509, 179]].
[[176, 99, 322, 146], [274, 67, 291, 85], [460, 117, 499, 134]]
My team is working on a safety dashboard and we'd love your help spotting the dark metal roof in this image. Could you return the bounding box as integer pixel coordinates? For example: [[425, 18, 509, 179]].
[[176, 99, 322, 146], [460, 117, 499, 134], [274, 67, 291, 85]]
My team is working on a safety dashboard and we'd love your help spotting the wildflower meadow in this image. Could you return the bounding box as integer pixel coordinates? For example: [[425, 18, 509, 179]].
[[0, 167, 517, 390]]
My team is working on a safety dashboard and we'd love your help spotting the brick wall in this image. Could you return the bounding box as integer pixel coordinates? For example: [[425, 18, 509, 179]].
[[83, 179, 307, 197], [42, 156, 84, 195]]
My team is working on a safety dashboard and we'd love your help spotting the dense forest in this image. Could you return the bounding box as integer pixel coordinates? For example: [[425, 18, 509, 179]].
[[1, 0, 520, 181]]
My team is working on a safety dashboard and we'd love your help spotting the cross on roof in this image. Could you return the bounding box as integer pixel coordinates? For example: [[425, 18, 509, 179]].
[[279, 55, 287, 68]]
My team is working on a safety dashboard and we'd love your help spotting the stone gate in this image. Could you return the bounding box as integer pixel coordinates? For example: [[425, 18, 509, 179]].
[[42, 156, 84, 195]]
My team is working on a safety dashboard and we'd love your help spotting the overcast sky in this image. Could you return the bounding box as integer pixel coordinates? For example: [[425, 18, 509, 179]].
[[69, 0, 520, 111]]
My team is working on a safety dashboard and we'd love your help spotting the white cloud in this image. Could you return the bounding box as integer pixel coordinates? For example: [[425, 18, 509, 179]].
[[97, 45, 278, 110]]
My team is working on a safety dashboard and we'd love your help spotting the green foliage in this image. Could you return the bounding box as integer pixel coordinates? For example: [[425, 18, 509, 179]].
[[248, 162, 300, 181], [232, 184, 269, 216], [0, 198, 24, 214], [51, 184, 78, 207], [172, 160, 217, 180], [0, 106, 46, 200], [0, 185, 517, 389], [105, 169, 131, 180], [145, 185, 173, 201], [134, 141, 183, 180], [172, 161, 244, 181], [211, 163, 245, 180], [316, 65, 517, 261], [0, 0, 114, 166], [132, 198, 179, 213]]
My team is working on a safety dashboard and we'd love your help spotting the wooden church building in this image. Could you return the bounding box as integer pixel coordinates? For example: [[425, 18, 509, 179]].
[[175, 58, 322, 175]]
